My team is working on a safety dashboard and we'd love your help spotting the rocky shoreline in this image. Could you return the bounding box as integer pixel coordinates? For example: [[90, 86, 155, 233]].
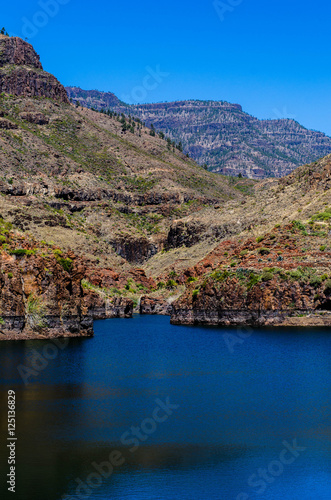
[[170, 308, 331, 327]]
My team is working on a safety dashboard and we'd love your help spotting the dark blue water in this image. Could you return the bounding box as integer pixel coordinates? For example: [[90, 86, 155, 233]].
[[0, 315, 330, 500]]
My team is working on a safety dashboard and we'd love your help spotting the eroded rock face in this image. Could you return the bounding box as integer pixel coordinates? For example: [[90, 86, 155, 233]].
[[84, 294, 133, 320], [170, 222, 331, 327], [0, 35, 69, 103], [171, 280, 321, 326], [0, 229, 136, 340], [140, 296, 172, 315], [111, 234, 159, 263], [19, 111, 49, 124], [0, 118, 17, 129], [0, 248, 93, 340]]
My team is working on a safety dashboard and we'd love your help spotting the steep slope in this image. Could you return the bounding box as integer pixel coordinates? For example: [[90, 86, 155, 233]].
[[66, 87, 331, 179], [161, 154, 331, 326]]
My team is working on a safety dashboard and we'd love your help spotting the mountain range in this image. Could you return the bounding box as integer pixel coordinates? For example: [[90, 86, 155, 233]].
[[66, 86, 331, 179]]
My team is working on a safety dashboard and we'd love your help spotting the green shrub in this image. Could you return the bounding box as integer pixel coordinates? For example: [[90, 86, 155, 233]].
[[292, 220, 307, 233], [9, 248, 27, 256], [211, 270, 230, 282], [187, 277, 198, 283], [26, 295, 46, 331], [192, 289, 199, 300], [310, 208, 331, 222], [246, 272, 261, 290], [8, 272, 13, 279], [320, 245, 327, 252], [57, 257, 73, 272], [324, 279, 331, 294], [258, 248, 270, 256], [262, 271, 273, 282], [166, 279, 177, 290], [256, 236, 264, 243], [289, 269, 303, 280], [157, 281, 165, 289], [310, 276, 322, 288]]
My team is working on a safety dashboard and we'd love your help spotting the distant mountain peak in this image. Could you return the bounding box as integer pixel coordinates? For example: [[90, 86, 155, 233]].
[[65, 86, 331, 179]]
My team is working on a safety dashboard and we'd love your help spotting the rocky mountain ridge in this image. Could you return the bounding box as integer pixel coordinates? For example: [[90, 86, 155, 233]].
[[66, 86, 331, 179]]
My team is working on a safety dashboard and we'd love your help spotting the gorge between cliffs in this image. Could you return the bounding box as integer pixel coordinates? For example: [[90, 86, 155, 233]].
[[1, 34, 331, 339]]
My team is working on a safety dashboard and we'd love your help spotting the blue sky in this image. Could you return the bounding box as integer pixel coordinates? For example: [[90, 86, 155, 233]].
[[2, 0, 331, 135]]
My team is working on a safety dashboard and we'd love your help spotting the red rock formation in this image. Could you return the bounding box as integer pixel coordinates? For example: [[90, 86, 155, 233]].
[[171, 223, 331, 326], [0, 228, 134, 340]]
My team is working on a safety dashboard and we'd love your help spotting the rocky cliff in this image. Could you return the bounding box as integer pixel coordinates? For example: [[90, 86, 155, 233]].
[[0, 35, 69, 102], [0, 221, 136, 340]]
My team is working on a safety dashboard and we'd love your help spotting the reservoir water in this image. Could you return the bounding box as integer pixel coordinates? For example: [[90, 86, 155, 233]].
[[0, 315, 330, 499]]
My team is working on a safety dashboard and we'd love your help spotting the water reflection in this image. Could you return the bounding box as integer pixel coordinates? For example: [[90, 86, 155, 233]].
[[0, 316, 330, 500]]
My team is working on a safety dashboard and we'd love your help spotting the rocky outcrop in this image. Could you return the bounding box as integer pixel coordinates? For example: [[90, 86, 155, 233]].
[[0, 66, 69, 103], [0, 35, 69, 103], [0, 245, 93, 340], [84, 294, 133, 320], [111, 234, 159, 263], [0, 36, 42, 68], [19, 111, 49, 124], [0, 226, 136, 340], [140, 296, 172, 315], [166, 218, 250, 249], [0, 118, 17, 129], [171, 280, 326, 326], [66, 86, 124, 109], [170, 222, 331, 327]]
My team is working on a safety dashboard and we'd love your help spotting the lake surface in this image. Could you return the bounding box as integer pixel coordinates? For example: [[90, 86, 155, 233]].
[[0, 315, 330, 500]]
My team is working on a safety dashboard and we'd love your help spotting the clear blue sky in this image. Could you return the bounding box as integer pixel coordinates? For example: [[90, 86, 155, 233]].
[[2, 0, 331, 135]]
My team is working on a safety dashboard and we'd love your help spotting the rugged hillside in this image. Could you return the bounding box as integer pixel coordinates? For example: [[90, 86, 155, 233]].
[[0, 36, 249, 338], [155, 154, 331, 326], [65, 87, 331, 179]]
